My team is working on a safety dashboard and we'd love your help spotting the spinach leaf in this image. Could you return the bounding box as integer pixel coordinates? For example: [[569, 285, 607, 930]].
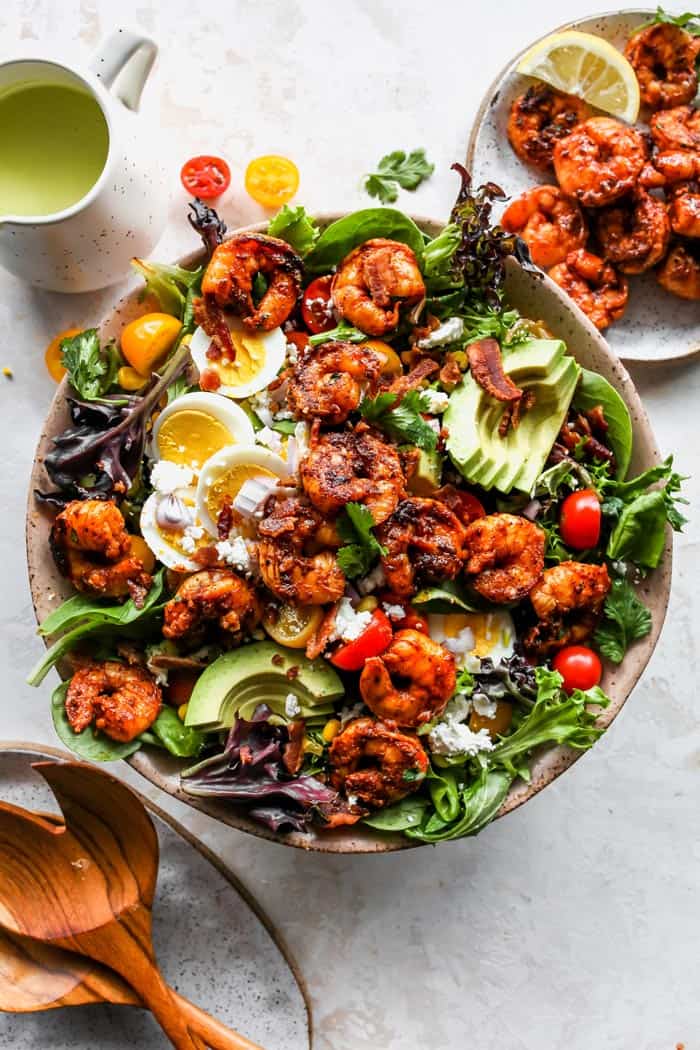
[[427, 765, 461, 823], [405, 768, 513, 843], [572, 368, 633, 479], [607, 489, 668, 568], [364, 149, 434, 204], [51, 682, 141, 762], [363, 795, 430, 831], [336, 503, 386, 578], [611, 455, 688, 533], [61, 329, 122, 402], [131, 258, 203, 319], [267, 204, 320, 255], [593, 577, 652, 664], [150, 706, 206, 758], [412, 581, 483, 614], [305, 208, 425, 273], [360, 389, 437, 452]]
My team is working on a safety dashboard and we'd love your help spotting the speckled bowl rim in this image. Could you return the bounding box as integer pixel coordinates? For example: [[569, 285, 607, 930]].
[[464, 7, 700, 366], [26, 213, 672, 853]]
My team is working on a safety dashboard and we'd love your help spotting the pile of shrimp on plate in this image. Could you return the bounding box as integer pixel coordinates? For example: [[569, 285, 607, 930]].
[[32, 179, 683, 844], [504, 17, 700, 323]]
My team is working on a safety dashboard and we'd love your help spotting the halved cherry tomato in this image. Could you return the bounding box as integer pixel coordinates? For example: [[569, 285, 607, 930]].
[[263, 602, 324, 649], [286, 330, 310, 354], [379, 595, 428, 634], [301, 276, 335, 334], [165, 669, 200, 708], [330, 609, 393, 672], [362, 339, 403, 377], [44, 327, 82, 383], [552, 646, 602, 693], [245, 155, 299, 209], [560, 489, 601, 550], [449, 490, 486, 525], [180, 155, 231, 199]]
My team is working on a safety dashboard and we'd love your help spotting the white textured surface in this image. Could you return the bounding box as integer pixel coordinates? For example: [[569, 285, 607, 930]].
[[0, 2, 698, 1047]]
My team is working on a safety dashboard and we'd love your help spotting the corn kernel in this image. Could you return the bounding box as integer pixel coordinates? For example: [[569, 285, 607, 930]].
[[357, 595, 378, 613], [177, 703, 189, 722], [322, 718, 341, 742]]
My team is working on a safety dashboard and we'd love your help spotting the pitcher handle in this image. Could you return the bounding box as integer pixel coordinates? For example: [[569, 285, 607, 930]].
[[90, 28, 157, 112]]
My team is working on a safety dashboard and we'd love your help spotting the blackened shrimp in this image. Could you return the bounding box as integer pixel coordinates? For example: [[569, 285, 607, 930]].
[[650, 105, 700, 153], [657, 241, 700, 300], [667, 180, 700, 238], [257, 496, 345, 605], [331, 238, 425, 337], [360, 630, 456, 728], [287, 340, 382, 424], [501, 185, 588, 268], [463, 513, 545, 603], [300, 427, 405, 524], [163, 568, 263, 640], [329, 717, 429, 808], [507, 85, 590, 170], [548, 249, 629, 331], [524, 561, 610, 657], [594, 189, 671, 274], [553, 117, 647, 207], [377, 497, 468, 598], [625, 23, 700, 110], [65, 660, 161, 743]]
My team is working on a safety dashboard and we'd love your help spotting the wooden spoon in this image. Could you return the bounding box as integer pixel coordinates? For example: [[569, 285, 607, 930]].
[[0, 760, 212, 1048]]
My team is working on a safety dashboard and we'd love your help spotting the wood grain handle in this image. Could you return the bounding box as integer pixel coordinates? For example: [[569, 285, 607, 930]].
[[172, 992, 264, 1050]]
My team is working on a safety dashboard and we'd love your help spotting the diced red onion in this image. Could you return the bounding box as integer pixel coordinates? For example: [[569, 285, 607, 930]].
[[233, 475, 280, 518], [155, 494, 193, 532]]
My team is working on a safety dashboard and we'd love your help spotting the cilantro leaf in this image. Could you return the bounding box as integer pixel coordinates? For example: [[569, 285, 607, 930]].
[[640, 7, 700, 34], [267, 204, 320, 256], [593, 577, 652, 664], [336, 503, 386, 578], [308, 321, 367, 347], [360, 388, 437, 452], [60, 329, 121, 401], [364, 149, 434, 204]]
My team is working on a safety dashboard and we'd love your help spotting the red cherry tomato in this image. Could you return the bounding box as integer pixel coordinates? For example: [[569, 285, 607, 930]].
[[285, 330, 310, 354], [301, 276, 335, 334], [330, 609, 393, 672], [452, 491, 486, 525], [552, 646, 602, 693], [378, 594, 428, 633], [180, 155, 231, 199], [559, 489, 602, 549]]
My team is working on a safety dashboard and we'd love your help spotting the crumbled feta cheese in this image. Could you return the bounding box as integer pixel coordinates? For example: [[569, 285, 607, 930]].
[[150, 461, 194, 494], [417, 316, 464, 350], [286, 341, 299, 365], [273, 407, 294, 421], [358, 563, 386, 595], [250, 389, 274, 428], [256, 426, 283, 453], [347, 794, 359, 808], [444, 694, 473, 723], [421, 388, 450, 414], [285, 693, 301, 718], [293, 420, 311, 459], [215, 536, 252, 572], [428, 692, 494, 757], [472, 693, 498, 719], [382, 602, 405, 621], [334, 597, 372, 642], [181, 534, 196, 554], [185, 524, 204, 541], [340, 701, 365, 724], [442, 627, 476, 658]]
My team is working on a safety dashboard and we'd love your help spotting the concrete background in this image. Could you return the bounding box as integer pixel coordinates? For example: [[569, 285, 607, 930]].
[[0, 2, 698, 1047]]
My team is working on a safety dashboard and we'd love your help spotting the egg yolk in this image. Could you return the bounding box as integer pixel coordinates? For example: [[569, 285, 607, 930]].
[[207, 464, 277, 523], [157, 410, 234, 469], [213, 329, 267, 387], [441, 613, 511, 658]]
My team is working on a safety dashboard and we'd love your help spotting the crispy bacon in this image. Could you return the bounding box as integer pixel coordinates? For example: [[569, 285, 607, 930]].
[[282, 720, 306, 774], [467, 338, 523, 402]]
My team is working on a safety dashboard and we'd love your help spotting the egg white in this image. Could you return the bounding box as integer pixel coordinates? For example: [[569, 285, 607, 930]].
[[428, 610, 515, 668], [152, 392, 255, 470], [195, 444, 291, 537], [140, 487, 205, 572], [190, 317, 286, 399]]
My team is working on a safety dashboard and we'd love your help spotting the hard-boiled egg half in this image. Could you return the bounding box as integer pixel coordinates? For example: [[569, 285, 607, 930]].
[[428, 611, 515, 669], [190, 317, 286, 399], [152, 392, 254, 474], [196, 445, 291, 537], [140, 486, 210, 572]]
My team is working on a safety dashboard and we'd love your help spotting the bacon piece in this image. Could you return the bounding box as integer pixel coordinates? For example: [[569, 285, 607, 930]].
[[467, 338, 523, 402], [282, 720, 306, 775]]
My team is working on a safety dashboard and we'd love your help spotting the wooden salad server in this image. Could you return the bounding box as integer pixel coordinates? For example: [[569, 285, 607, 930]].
[[0, 760, 237, 1049]]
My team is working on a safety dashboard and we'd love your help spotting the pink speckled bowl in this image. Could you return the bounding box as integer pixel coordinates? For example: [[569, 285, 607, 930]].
[[26, 214, 672, 852]]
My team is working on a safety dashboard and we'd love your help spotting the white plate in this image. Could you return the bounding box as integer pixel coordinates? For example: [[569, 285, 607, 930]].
[[466, 8, 700, 364]]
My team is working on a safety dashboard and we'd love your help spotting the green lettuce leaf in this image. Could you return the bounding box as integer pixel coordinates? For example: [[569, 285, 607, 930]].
[[131, 258, 203, 319], [148, 706, 207, 758], [267, 204, 320, 255], [405, 768, 514, 843], [607, 489, 668, 568]]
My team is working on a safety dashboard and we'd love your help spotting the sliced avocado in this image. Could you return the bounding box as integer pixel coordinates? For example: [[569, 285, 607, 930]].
[[444, 338, 580, 495], [407, 447, 443, 496], [185, 641, 344, 731]]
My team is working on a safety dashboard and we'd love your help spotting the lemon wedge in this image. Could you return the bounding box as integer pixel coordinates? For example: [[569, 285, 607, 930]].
[[516, 30, 640, 124]]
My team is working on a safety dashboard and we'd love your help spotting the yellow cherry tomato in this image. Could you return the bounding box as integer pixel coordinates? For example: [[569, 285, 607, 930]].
[[245, 155, 299, 209], [128, 535, 156, 575], [44, 327, 83, 383], [121, 313, 182, 376], [470, 701, 513, 739], [263, 602, 323, 649], [363, 339, 403, 377], [117, 365, 149, 391]]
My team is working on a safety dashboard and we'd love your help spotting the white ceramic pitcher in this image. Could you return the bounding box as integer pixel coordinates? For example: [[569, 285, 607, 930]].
[[0, 29, 170, 292]]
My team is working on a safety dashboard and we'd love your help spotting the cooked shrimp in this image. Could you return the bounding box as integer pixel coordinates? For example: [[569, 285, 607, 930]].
[[286, 340, 382, 424], [50, 499, 152, 604], [360, 630, 456, 728], [507, 85, 591, 170], [258, 497, 345, 605], [65, 660, 161, 743], [594, 189, 671, 273], [553, 117, 647, 207], [548, 249, 629, 331], [331, 238, 425, 337], [463, 513, 545, 603], [501, 185, 588, 268], [329, 717, 429, 808], [300, 427, 405, 524], [650, 105, 700, 153], [657, 241, 700, 300], [625, 23, 700, 110], [163, 568, 263, 640], [524, 561, 610, 657], [377, 497, 468, 597], [667, 180, 700, 238], [650, 150, 700, 185], [195, 233, 303, 346]]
